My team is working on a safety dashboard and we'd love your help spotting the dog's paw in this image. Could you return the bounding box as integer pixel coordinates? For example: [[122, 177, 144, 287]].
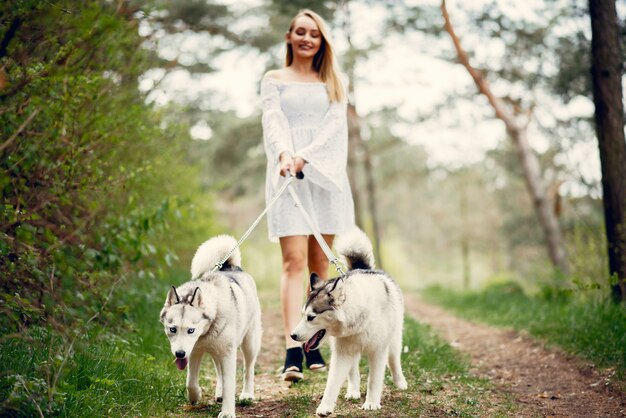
[[239, 391, 254, 401], [187, 386, 202, 404], [316, 403, 335, 416], [395, 377, 408, 390], [217, 411, 235, 418], [344, 390, 361, 400], [361, 401, 381, 410]]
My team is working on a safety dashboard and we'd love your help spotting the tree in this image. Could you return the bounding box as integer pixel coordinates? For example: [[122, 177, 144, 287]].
[[440, 0, 570, 275], [588, 0, 626, 301]]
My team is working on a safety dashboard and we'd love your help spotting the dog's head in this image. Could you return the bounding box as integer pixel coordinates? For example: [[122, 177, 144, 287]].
[[290, 273, 346, 352], [159, 285, 213, 370]]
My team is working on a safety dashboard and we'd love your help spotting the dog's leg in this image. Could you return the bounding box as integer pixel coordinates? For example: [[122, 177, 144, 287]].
[[345, 354, 361, 400], [239, 320, 261, 400], [316, 351, 352, 416], [217, 350, 237, 418], [388, 324, 407, 390], [361, 349, 387, 411], [212, 357, 223, 402], [186, 350, 204, 405]]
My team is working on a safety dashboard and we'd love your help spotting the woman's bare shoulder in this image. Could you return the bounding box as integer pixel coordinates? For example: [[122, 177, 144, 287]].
[[263, 69, 288, 81]]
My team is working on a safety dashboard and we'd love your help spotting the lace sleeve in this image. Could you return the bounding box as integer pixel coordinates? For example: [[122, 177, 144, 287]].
[[294, 100, 348, 191], [261, 78, 293, 164]]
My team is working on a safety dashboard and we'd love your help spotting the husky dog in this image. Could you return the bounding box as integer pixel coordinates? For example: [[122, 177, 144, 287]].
[[291, 228, 407, 416], [159, 235, 262, 418]]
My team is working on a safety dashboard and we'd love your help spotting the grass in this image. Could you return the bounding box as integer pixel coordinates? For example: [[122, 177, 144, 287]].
[[0, 263, 519, 417], [276, 317, 516, 417], [422, 282, 626, 379], [0, 270, 188, 417]]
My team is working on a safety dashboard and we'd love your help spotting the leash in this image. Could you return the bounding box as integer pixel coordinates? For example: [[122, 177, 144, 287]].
[[212, 172, 346, 277], [211, 172, 302, 272], [284, 175, 346, 277]]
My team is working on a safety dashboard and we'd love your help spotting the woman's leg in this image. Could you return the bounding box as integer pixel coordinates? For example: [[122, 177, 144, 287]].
[[307, 234, 335, 282], [305, 234, 334, 371], [279, 235, 308, 348]]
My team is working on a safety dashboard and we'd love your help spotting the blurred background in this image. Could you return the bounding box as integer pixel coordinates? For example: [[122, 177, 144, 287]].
[[134, 0, 621, 293], [2, 1, 625, 416]]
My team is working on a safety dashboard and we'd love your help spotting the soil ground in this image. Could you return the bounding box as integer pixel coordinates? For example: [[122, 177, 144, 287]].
[[185, 293, 626, 417], [404, 294, 626, 418]]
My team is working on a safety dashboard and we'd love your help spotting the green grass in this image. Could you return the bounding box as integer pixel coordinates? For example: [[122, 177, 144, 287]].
[[279, 317, 516, 417], [1, 265, 517, 417], [422, 283, 626, 379], [0, 270, 188, 417]]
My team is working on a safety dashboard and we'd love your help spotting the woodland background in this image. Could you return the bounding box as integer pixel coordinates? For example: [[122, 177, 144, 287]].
[[0, 0, 624, 416]]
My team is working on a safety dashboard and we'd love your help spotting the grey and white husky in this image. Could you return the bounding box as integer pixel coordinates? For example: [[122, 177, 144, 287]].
[[291, 228, 407, 416], [159, 235, 262, 418]]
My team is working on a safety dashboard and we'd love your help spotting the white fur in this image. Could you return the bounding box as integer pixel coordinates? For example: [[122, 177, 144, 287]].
[[190, 235, 241, 278], [292, 228, 406, 416], [161, 235, 260, 418], [334, 227, 376, 270]]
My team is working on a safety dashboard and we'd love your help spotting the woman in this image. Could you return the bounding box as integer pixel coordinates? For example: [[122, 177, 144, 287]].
[[260, 9, 355, 382]]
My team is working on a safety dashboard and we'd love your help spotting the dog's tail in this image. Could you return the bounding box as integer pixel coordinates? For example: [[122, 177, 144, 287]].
[[335, 227, 375, 270], [190, 235, 240, 278]]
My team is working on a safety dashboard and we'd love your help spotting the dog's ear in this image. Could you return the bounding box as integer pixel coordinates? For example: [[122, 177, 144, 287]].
[[329, 278, 346, 307], [166, 286, 180, 307], [189, 287, 202, 307], [310, 273, 324, 291]]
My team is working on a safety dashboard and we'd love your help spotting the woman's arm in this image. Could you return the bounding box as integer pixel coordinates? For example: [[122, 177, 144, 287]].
[[293, 100, 349, 191], [261, 78, 293, 166], [294, 100, 348, 167]]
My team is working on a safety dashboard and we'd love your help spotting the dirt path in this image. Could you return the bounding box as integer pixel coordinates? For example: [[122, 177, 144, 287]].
[[238, 306, 299, 417], [404, 293, 626, 418], [197, 294, 625, 417]]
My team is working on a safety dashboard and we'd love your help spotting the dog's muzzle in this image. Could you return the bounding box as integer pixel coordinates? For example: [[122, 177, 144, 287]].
[[174, 350, 188, 370]]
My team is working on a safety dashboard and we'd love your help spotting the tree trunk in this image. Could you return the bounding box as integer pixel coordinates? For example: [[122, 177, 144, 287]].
[[441, 0, 570, 275], [511, 128, 569, 275], [460, 178, 471, 289], [342, 2, 383, 266], [588, 0, 626, 301], [346, 103, 364, 229], [362, 139, 383, 269]]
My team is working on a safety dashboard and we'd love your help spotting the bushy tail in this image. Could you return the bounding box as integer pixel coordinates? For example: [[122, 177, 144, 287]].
[[334, 227, 375, 270], [190, 235, 240, 278]]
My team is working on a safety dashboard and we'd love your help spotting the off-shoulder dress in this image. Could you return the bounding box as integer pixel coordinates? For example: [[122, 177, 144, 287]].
[[260, 78, 355, 242]]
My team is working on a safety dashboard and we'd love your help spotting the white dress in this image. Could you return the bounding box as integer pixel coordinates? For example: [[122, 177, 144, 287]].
[[261, 78, 355, 242]]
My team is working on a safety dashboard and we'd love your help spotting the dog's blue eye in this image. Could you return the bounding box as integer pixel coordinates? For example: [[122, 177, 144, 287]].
[[307, 315, 315, 322], [187, 328, 195, 334], [169, 327, 177, 334]]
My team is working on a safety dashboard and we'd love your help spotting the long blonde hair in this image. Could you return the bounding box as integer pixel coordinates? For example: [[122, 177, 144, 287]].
[[285, 9, 345, 102]]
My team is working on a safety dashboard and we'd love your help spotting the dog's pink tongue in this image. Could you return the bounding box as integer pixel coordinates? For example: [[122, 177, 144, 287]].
[[175, 358, 188, 371]]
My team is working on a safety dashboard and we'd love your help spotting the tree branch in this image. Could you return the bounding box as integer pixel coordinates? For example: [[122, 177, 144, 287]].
[[440, 0, 516, 132], [0, 17, 21, 59], [0, 107, 41, 154]]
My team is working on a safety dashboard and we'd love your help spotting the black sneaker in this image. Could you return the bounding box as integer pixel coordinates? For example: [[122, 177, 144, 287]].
[[305, 348, 326, 372], [282, 346, 304, 382]]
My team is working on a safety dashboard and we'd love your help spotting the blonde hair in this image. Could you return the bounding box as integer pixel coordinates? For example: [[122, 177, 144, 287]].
[[285, 9, 345, 102]]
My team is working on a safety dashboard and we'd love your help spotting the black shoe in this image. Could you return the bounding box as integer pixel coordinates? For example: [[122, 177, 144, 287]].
[[282, 347, 304, 382], [305, 348, 326, 372]]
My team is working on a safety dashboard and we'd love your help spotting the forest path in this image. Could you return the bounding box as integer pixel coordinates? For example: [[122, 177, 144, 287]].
[[404, 293, 626, 418], [187, 294, 625, 417]]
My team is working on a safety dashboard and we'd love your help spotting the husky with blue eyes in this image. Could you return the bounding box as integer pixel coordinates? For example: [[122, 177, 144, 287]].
[[291, 228, 407, 416], [159, 235, 262, 418]]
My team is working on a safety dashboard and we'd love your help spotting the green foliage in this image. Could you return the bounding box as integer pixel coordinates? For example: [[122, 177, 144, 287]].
[[0, 268, 190, 417], [423, 283, 626, 378], [0, 2, 218, 415]]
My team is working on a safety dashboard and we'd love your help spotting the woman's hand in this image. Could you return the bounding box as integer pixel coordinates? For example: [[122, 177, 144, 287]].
[[279, 153, 307, 177], [293, 156, 306, 174], [279, 152, 294, 177]]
